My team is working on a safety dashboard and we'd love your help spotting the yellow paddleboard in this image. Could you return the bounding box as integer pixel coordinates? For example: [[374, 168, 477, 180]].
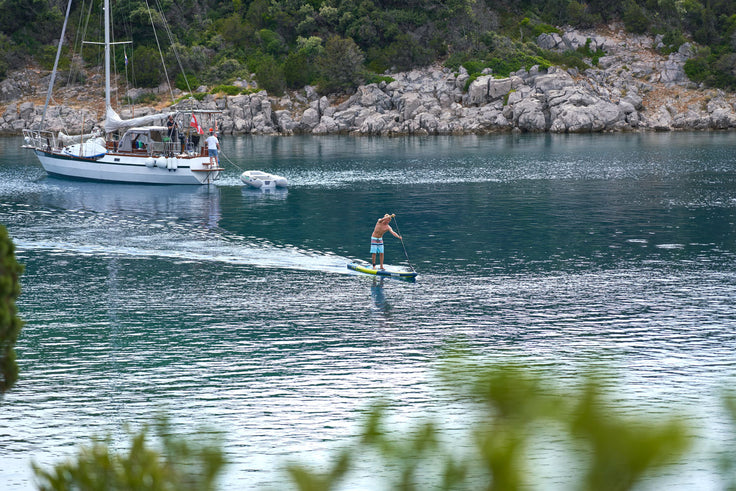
[[347, 263, 417, 280]]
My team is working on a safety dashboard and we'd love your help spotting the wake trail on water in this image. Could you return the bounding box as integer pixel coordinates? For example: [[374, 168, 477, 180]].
[[9, 207, 353, 276], [15, 240, 352, 274], [15, 238, 352, 274]]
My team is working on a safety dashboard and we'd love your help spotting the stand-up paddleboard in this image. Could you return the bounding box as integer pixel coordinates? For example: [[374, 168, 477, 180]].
[[347, 262, 418, 280]]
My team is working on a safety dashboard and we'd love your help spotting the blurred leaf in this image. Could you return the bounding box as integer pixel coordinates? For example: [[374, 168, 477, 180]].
[[33, 416, 226, 491], [570, 381, 690, 491]]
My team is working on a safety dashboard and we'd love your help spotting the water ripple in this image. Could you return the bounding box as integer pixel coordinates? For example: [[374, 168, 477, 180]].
[[2, 133, 736, 490]]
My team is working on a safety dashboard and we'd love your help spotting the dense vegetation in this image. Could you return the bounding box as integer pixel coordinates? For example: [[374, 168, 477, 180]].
[[0, 0, 734, 93]]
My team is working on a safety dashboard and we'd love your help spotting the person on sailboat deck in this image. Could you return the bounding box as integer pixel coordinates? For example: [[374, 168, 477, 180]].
[[166, 115, 178, 152], [206, 129, 220, 166], [176, 120, 186, 153], [131, 135, 145, 150], [370, 213, 401, 270]]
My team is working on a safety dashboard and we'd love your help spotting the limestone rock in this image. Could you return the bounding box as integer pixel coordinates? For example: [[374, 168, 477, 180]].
[[300, 107, 320, 129], [512, 98, 547, 131]]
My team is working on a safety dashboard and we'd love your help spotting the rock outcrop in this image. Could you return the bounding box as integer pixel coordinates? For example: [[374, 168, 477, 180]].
[[2, 24, 735, 136]]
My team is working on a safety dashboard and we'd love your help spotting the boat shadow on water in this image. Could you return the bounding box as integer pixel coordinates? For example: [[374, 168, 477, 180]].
[[240, 186, 288, 202], [39, 176, 221, 225]]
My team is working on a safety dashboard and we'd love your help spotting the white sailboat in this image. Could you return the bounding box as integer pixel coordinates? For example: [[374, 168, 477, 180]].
[[22, 0, 222, 185]]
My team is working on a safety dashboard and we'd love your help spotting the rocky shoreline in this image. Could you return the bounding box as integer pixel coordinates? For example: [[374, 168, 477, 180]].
[[2, 25, 735, 136]]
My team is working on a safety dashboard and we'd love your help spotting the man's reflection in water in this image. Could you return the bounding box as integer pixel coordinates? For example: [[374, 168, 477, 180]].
[[371, 276, 390, 314]]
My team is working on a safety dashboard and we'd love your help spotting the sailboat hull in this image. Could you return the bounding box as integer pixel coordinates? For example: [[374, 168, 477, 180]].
[[35, 149, 222, 185]]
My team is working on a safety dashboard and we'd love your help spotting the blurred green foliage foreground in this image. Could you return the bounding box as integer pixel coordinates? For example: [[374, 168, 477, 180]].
[[33, 418, 226, 491], [31, 355, 736, 491], [0, 225, 23, 394]]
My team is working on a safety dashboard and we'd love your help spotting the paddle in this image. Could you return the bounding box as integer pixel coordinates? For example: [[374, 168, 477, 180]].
[[390, 214, 416, 273]]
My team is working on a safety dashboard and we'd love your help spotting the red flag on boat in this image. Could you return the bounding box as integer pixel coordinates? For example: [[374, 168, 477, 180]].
[[190, 114, 204, 134]]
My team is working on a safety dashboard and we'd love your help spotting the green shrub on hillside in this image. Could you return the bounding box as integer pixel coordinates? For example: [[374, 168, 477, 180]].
[[36, 44, 71, 71], [364, 73, 395, 85], [258, 29, 286, 56], [464, 74, 477, 91], [488, 53, 551, 77], [175, 73, 199, 92], [0, 0, 63, 48], [381, 33, 435, 72], [221, 13, 255, 47], [169, 44, 213, 77], [519, 18, 562, 41], [567, 0, 602, 28], [251, 53, 286, 95], [210, 85, 245, 96], [0, 33, 29, 80], [577, 38, 606, 66], [533, 23, 562, 37], [623, 1, 650, 34], [684, 49, 711, 83], [446, 34, 556, 83], [544, 49, 590, 72], [684, 46, 736, 89], [283, 36, 323, 89], [660, 29, 688, 53], [453, 53, 553, 82], [206, 57, 247, 85], [128, 46, 164, 88]]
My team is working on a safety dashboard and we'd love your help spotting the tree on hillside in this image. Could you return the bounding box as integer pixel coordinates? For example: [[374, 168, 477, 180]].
[[284, 36, 324, 89], [317, 35, 365, 93], [0, 225, 23, 393], [128, 45, 165, 88]]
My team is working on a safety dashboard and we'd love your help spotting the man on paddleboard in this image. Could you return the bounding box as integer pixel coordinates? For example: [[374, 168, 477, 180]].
[[371, 214, 402, 270]]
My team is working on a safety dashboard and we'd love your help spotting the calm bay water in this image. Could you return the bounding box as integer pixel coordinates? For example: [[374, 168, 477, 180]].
[[1, 132, 736, 489]]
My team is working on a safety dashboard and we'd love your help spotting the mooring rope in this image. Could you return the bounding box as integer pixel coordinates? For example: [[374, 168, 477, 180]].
[[218, 148, 245, 173]]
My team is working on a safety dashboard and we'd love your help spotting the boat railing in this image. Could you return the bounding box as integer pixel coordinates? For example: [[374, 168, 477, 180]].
[[149, 141, 183, 156], [22, 129, 59, 151], [26, 129, 198, 158]]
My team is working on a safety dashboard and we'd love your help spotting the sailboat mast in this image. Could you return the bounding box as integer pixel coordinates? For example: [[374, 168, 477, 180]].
[[104, 0, 111, 112], [41, 0, 73, 129]]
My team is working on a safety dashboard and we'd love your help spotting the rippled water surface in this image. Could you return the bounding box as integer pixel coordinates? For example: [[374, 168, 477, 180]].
[[2, 133, 736, 489]]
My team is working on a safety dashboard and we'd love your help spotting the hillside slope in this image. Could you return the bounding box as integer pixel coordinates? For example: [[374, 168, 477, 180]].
[[1, 23, 734, 135]]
